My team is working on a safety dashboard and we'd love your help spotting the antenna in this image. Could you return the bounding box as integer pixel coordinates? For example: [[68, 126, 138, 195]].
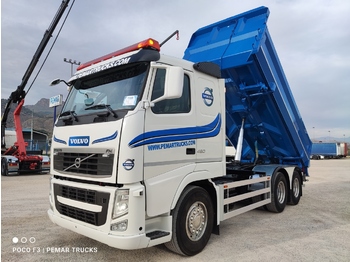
[[160, 30, 179, 47]]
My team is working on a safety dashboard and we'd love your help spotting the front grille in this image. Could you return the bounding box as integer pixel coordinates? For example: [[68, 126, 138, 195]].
[[58, 204, 97, 225], [53, 152, 114, 176], [54, 184, 110, 226], [61, 185, 96, 203]]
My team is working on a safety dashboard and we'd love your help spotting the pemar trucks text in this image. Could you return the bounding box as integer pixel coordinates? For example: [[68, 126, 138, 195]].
[[48, 7, 312, 256]]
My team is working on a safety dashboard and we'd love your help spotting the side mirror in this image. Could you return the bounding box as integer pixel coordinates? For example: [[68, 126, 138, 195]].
[[151, 66, 184, 104], [50, 78, 62, 86], [50, 78, 72, 92]]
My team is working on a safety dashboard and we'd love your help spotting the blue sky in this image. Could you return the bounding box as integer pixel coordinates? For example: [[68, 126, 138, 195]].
[[1, 0, 349, 139]]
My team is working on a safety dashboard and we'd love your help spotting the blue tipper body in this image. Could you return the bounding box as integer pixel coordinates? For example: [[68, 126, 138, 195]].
[[183, 6, 312, 174]]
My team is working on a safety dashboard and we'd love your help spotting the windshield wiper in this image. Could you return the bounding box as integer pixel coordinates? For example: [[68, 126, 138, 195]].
[[59, 110, 78, 122], [85, 104, 118, 118]]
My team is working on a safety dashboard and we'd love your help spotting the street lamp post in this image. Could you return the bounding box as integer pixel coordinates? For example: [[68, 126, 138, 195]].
[[63, 58, 81, 76]]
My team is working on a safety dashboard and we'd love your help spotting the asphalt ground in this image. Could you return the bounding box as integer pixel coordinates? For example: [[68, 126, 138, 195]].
[[1, 158, 350, 262]]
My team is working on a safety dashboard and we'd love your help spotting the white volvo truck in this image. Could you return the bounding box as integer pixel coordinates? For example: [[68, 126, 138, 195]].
[[48, 7, 311, 256]]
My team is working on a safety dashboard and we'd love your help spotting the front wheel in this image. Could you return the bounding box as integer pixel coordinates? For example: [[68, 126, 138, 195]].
[[266, 172, 287, 213], [1, 158, 8, 176], [165, 186, 214, 256]]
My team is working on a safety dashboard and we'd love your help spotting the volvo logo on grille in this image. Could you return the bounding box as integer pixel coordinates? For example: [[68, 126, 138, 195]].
[[74, 158, 81, 168], [63, 154, 96, 172]]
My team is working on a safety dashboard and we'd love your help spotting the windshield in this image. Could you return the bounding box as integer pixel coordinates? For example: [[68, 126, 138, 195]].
[[62, 62, 149, 117]]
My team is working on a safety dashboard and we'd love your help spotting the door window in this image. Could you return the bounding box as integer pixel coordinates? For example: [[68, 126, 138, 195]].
[[151, 69, 191, 114]]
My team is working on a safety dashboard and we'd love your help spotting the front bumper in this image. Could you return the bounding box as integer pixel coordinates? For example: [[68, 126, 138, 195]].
[[48, 178, 172, 249], [48, 209, 150, 249]]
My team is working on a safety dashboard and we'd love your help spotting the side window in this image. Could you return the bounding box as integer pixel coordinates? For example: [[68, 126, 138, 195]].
[[151, 69, 191, 114], [151, 69, 166, 101]]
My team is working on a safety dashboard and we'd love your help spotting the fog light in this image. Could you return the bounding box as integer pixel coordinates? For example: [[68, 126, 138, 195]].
[[111, 220, 128, 231]]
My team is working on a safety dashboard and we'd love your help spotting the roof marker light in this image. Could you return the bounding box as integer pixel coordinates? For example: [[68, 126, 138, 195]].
[[77, 38, 160, 71]]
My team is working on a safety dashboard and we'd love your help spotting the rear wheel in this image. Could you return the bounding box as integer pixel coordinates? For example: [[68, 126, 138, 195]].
[[165, 186, 214, 256], [266, 172, 287, 213], [289, 171, 302, 205]]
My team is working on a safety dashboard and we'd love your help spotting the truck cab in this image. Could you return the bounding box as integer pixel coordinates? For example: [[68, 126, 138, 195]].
[[49, 38, 226, 252]]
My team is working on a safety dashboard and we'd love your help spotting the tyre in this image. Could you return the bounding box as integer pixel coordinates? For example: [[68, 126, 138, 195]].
[[1, 158, 9, 176], [266, 171, 287, 213], [289, 171, 302, 205], [165, 186, 214, 256]]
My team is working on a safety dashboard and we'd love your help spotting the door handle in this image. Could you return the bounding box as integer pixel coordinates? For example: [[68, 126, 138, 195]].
[[186, 148, 195, 155]]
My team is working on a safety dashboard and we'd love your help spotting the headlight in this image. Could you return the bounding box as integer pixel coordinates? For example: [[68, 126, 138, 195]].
[[112, 189, 129, 219]]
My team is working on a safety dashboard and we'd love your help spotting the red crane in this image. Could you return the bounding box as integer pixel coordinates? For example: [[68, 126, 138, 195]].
[[1, 0, 72, 174]]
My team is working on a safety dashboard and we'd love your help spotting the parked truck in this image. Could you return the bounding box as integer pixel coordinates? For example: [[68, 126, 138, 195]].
[[311, 142, 348, 159], [48, 6, 311, 256]]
